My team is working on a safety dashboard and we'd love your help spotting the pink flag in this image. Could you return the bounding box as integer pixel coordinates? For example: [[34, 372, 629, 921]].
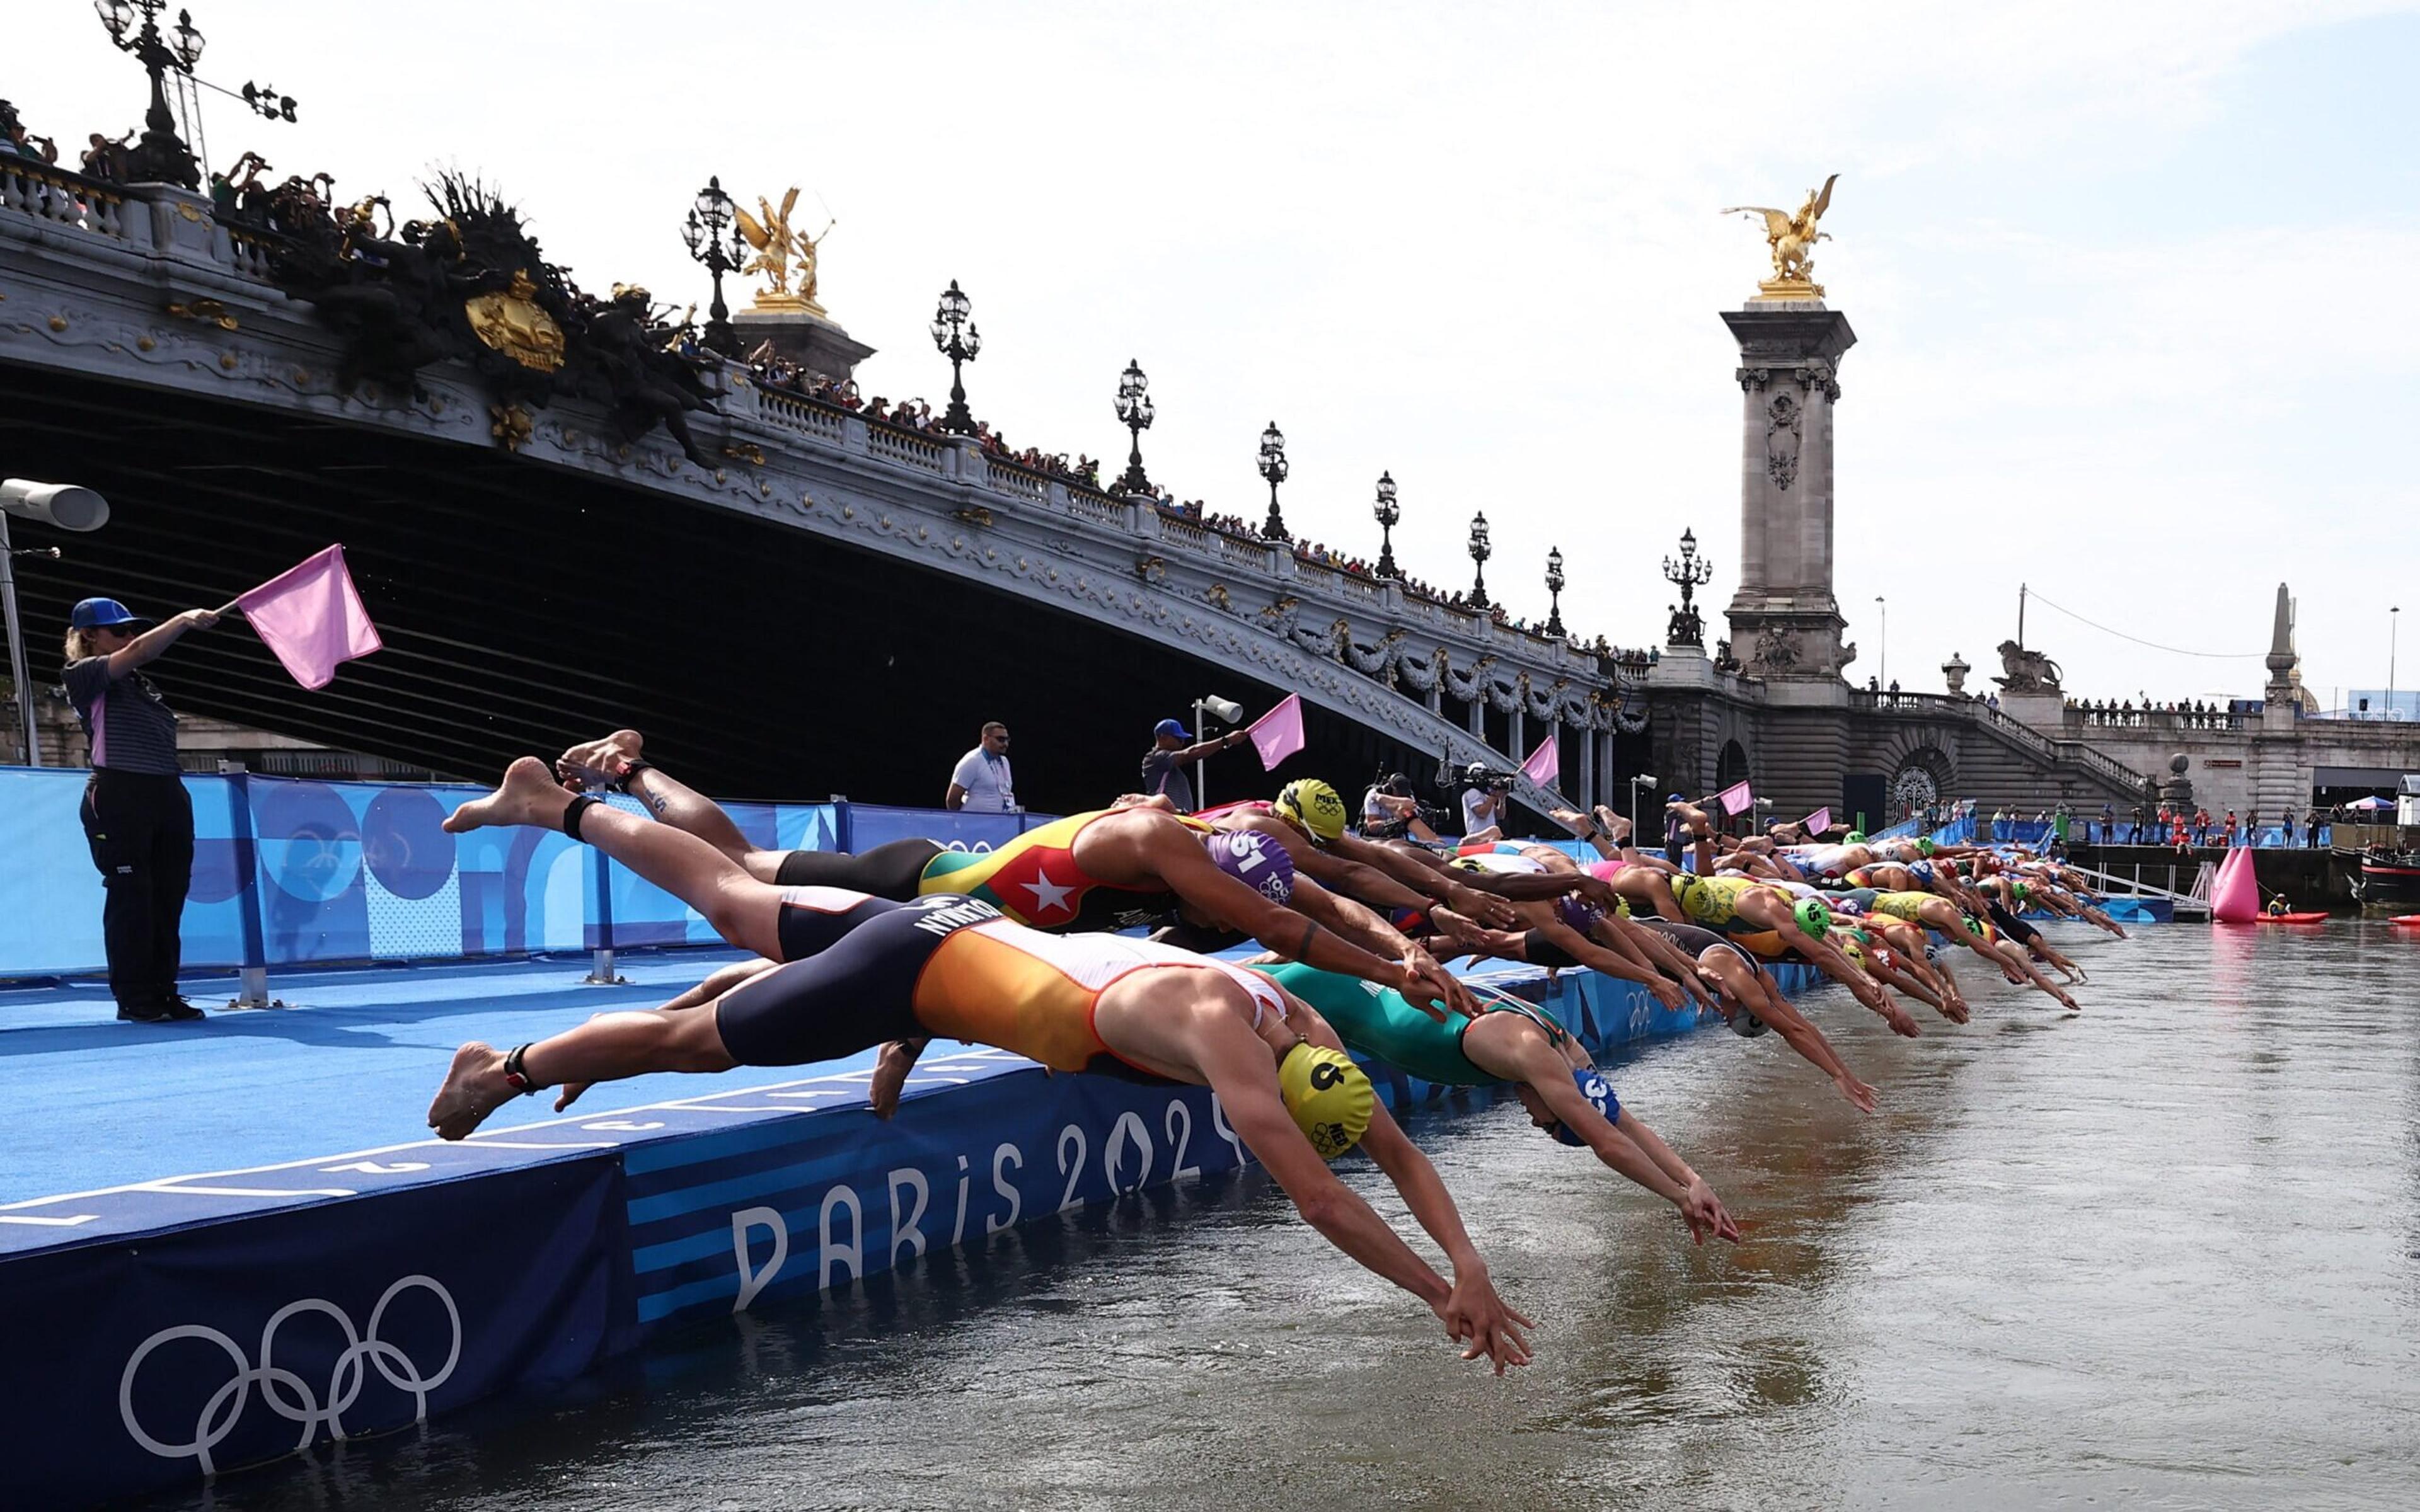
[[1715, 779, 1754, 816], [1802, 806, 1832, 835], [235, 545, 383, 690], [1519, 735, 1559, 789], [1246, 694, 1305, 770]]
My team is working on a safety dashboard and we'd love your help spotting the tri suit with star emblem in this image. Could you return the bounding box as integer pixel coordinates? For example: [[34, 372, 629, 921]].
[[914, 809, 1210, 931]]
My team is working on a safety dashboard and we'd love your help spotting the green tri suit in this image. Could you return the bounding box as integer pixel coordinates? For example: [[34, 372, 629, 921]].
[[1260, 961, 1572, 1087]]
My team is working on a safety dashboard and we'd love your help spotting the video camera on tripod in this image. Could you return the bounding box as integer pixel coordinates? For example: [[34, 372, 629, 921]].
[[1436, 753, 1521, 795]]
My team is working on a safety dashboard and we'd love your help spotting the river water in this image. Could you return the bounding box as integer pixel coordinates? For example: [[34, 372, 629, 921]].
[[142, 920, 2420, 1511]]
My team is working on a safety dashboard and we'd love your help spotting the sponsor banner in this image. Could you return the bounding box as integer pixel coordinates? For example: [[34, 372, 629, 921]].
[[1, 1159, 628, 1508], [623, 1061, 1246, 1327]]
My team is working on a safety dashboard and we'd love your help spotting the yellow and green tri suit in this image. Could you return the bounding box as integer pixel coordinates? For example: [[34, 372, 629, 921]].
[[1868, 891, 1935, 925], [916, 808, 1209, 932], [1669, 874, 1772, 932]]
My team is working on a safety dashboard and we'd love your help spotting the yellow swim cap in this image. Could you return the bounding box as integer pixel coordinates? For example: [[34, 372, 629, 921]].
[[1278, 1042, 1373, 1159], [1448, 854, 1489, 874], [1274, 779, 1348, 845]]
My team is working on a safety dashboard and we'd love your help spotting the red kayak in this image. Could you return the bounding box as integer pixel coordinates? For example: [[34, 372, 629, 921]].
[[2256, 912, 2329, 924], [2392, 915, 2420, 927]]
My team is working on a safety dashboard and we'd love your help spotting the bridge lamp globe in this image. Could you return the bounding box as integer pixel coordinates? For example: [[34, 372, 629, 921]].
[[94, 0, 134, 42], [171, 7, 205, 69]]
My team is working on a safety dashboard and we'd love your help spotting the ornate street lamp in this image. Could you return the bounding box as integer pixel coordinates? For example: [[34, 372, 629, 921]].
[[1467, 511, 1492, 609], [1372, 471, 1400, 578], [95, 0, 206, 188], [682, 176, 746, 358], [1662, 526, 1714, 646], [1545, 546, 1567, 638], [1256, 422, 1290, 540], [1114, 359, 1155, 495], [930, 280, 981, 435]]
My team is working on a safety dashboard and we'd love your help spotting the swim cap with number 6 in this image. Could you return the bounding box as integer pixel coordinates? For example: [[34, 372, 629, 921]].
[[1278, 1043, 1373, 1159], [1275, 779, 1348, 844]]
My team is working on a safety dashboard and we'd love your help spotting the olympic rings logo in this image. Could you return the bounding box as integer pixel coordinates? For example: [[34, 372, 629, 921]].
[[118, 1274, 461, 1474]]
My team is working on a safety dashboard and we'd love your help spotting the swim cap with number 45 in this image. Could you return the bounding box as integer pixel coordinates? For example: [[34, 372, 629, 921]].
[[1276, 779, 1348, 845], [1279, 1042, 1373, 1159]]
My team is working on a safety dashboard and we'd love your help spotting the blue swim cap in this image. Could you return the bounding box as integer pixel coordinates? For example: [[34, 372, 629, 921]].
[[1906, 859, 1936, 885], [1551, 1066, 1618, 1146], [1207, 829, 1294, 904], [1555, 893, 1606, 934]]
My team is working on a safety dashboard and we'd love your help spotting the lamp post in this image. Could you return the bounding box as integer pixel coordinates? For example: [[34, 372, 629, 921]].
[[1629, 773, 1659, 842], [1662, 527, 1713, 646], [1113, 359, 1155, 495], [930, 280, 981, 435], [1, 480, 113, 767], [1372, 471, 1400, 578], [1466, 512, 1492, 609], [2392, 606, 2401, 714], [1875, 594, 1887, 691], [682, 176, 745, 358], [95, 0, 206, 189], [1544, 547, 1567, 638], [1256, 423, 1289, 540]]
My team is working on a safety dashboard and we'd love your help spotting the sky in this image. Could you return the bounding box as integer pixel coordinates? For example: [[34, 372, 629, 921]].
[[11, 1, 2417, 706]]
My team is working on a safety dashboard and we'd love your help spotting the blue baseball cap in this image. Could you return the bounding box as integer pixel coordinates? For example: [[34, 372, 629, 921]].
[[1153, 718, 1192, 740], [69, 598, 147, 629]]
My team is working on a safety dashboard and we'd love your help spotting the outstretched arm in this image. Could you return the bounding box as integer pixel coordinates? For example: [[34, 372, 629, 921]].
[[1293, 1004, 1531, 1372], [1287, 876, 1468, 1021]]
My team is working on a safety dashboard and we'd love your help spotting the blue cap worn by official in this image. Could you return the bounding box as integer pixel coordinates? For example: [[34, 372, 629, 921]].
[[69, 597, 147, 629], [1153, 718, 1192, 740]]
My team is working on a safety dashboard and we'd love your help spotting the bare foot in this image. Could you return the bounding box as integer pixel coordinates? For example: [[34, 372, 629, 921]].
[[443, 757, 569, 835], [1593, 805, 1633, 843], [868, 1038, 930, 1120], [557, 730, 645, 792], [429, 1041, 519, 1139]]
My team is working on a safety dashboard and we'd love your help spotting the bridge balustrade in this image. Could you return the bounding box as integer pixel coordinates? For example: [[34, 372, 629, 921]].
[[0, 158, 134, 241]]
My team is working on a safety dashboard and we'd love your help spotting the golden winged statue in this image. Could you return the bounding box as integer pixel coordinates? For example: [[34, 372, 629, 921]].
[[1721, 173, 1838, 297], [734, 186, 836, 315]]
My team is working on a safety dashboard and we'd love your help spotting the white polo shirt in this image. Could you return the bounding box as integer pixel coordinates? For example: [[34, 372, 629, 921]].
[[951, 746, 1016, 812]]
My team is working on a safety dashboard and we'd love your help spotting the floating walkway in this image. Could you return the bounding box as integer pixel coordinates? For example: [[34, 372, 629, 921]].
[[0, 946, 1795, 1508]]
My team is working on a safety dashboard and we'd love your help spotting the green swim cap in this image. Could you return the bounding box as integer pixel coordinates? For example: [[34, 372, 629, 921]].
[[1794, 897, 1832, 939], [1916, 839, 1937, 857], [2011, 881, 2031, 905], [1845, 830, 1867, 844], [1963, 912, 1985, 936]]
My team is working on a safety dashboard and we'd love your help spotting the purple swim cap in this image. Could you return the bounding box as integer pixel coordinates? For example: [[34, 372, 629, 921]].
[[1555, 893, 1606, 934], [1206, 829, 1295, 905]]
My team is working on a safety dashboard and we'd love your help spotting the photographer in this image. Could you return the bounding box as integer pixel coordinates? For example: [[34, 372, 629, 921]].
[[1459, 762, 1507, 844], [1361, 772, 1441, 843]]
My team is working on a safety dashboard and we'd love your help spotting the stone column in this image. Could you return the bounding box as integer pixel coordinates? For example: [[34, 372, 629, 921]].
[[1723, 303, 1857, 682]]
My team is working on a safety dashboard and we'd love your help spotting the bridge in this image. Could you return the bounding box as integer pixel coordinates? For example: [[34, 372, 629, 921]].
[[0, 156, 1634, 815]]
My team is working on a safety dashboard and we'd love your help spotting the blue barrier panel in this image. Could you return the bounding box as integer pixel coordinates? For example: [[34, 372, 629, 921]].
[[5, 1157, 628, 1508], [0, 767, 252, 975], [848, 803, 1057, 856]]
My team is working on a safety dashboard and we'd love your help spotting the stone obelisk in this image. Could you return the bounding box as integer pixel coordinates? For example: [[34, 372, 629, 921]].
[[1720, 178, 1857, 684]]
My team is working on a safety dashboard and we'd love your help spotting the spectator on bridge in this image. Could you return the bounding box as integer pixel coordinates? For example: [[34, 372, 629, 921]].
[[62, 597, 223, 1022], [2098, 802, 2114, 844], [2246, 808, 2260, 847], [2130, 802, 2147, 844], [1138, 716, 1246, 814], [1, 100, 59, 164], [944, 721, 1017, 813], [2307, 808, 2324, 848], [2282, 810, 2295, 846], [2192, 807, 2212, 847], [2224, 810, 2239, 847]]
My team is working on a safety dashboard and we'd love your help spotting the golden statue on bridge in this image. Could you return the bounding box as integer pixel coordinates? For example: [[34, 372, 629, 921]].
[[735, 186, 836, 316], [1722, 173, 1838, 301]]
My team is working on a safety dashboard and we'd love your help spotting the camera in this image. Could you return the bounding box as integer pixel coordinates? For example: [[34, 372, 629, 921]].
[[1449, 759, 1519, 794]]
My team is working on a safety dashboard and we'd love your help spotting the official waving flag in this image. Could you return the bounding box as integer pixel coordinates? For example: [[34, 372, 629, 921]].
[[234, 545, 383, 690], [1519, 735, 1559, 789], [1715, 779, 1755, 816], [1246, 694, 1305, 770]]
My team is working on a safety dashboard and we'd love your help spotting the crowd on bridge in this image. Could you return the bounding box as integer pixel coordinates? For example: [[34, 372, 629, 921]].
[[2068, 696, 2245, 731]]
